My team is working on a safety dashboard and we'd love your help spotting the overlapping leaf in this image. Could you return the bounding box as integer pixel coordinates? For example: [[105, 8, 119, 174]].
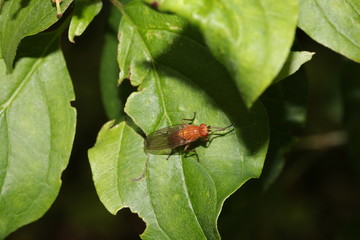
[[299, 0, 360, 63], [0, 28, 76, 238], [68, 0, 103, 43], [89, 1, 268, 239], [274, 51, 315, 83], [142, 0, 298, 107], [0, 0, 72, 71], [99, 4, 127, 120]]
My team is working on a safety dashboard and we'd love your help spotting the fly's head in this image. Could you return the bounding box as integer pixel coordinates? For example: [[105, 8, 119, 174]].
[[199, 124, 209, 137]]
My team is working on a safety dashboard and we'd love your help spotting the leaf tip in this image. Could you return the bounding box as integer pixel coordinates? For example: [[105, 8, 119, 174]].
[[68, 35, 75, 43]]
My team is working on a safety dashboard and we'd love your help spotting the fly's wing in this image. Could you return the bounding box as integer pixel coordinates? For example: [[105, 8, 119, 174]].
[[145, 124, 188, 150]]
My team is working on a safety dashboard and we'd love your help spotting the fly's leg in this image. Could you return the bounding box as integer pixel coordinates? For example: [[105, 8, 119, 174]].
[[184, 149, 199, 162], [184, 144, 199, 162], [202, 135, 211, 147], [131, 154, 149, 182], [182, 112, 196, 124], [166, 149, 175, 160]]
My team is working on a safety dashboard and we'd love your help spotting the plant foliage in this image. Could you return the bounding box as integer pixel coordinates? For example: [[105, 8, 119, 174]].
[[0, 0, 358, 239]]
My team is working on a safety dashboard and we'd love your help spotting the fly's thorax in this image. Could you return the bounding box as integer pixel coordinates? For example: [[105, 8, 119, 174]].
[[179, 124, 202, 142]]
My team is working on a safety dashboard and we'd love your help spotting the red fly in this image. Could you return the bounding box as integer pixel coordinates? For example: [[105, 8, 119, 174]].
[[145, 112, 233, 155], [132, 113, 233, 181]]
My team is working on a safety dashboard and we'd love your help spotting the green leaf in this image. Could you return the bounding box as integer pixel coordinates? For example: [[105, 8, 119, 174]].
[[0, 0, 4, 12], [142, 0, 298, 107], [273, 51, 315, 84], [298, 0, 360, 63], [0, 28, 76, 238], [90, 1, 269, 239], [68, 0, 103, 43], [0, 0, 73, 71], [89, 121, 171, 238], [99, 4, 126, 120]]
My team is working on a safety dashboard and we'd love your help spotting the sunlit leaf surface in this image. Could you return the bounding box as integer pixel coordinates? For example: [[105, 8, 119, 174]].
[[89, 1, 269, 239], [299, 0, 360, 63], [0, 29, 76, 238], [68, 0, 102, 43], [143, 0, 298, 107], [0, 0, 72, 71]]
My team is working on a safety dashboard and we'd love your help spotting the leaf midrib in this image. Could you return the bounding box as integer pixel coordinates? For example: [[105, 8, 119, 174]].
[[180, 157, 210, 239], [121, 3, 210, 238], [313, 0, 359, 49], [116, 3, 177, 238], [0, 28, 61, 202], [0, 34, 60, 116]]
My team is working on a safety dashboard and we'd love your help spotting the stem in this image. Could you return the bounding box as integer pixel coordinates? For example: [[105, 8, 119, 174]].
[[109, 0, 124, 13], [55, 0, 62, 18]]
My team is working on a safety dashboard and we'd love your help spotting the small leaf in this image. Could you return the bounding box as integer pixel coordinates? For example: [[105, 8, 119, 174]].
[[0, 0, 73, 71], [273, 51, 315, 84], [299, 0, 360, 63], [0, 28, 76, 238], [68, 0, 103, 43], [90, 1, 269, 239], [116, 0, 180, 87], [99, 4, 128, 120], [143, 0, 298, 107]]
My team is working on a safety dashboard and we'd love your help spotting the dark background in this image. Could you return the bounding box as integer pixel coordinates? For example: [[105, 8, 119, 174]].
[[8, 2, 360, 240]]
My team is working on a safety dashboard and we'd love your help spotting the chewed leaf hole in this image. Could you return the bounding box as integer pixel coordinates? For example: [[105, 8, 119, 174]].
[[116, 208, 146, 238]]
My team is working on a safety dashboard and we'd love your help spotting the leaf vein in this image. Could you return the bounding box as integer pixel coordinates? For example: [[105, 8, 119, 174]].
[[0, 113, 10, 196], [122, 6, 171, 125], [146, 156, 172, 240], [315, 0, 360, 49], [115, 123, 125, 205], [180, 159, 207, 239], [345, 0, 360, 16]]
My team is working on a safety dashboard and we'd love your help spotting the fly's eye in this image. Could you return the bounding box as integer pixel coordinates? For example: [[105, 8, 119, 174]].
[[199, 124, 208, 136], [200, 131, 208, 137]]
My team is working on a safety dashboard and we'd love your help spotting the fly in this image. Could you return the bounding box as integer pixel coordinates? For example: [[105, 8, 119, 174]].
[[132, 113, 233, 181], [145, 112, 233, 156]]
